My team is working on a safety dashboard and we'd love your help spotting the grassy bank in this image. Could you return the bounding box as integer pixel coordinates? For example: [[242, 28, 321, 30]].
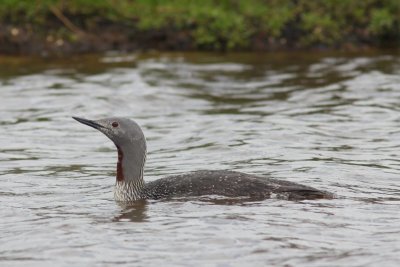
[[1, 0, 399, 55]]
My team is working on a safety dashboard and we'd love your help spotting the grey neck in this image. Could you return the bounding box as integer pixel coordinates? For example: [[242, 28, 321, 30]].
[[114, 141, 146, 202]]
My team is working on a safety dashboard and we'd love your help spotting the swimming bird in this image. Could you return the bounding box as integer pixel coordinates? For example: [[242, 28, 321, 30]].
[[73, 117, 332, 202]]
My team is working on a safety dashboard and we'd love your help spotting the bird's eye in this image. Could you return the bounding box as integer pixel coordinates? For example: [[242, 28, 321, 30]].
[[112, 122, 119, 128]]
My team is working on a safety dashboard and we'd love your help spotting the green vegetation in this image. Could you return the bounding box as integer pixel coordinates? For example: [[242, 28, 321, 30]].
[[0, 0, 399, 53]]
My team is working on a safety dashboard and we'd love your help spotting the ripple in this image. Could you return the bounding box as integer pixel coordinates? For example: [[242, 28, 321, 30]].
[[1, 52, 400, 266]]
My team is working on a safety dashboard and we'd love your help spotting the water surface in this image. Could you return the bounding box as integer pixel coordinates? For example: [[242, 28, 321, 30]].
[[1, 51, 400, 266]]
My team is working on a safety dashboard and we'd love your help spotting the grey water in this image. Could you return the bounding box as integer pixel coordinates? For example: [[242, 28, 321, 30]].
[[1, 51, 400, 266]]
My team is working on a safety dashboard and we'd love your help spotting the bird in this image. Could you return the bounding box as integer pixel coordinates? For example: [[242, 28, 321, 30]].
[[72, 117, 333, 202]]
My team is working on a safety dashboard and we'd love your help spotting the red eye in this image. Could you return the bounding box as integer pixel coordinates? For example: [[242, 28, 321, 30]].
[[112, 122, 119, 127]]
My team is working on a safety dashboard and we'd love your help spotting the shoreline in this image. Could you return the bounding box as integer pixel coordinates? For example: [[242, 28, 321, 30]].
[[1, 0, 399, 57], [1, 21, 395, 57]]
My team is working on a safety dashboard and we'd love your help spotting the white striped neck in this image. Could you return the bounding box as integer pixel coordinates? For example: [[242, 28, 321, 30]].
[[114, 179, 145, 202], [113, 140, 146, 202]]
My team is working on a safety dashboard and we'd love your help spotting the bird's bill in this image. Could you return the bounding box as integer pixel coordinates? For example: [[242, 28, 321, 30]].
[[72, 117, 105, 130]]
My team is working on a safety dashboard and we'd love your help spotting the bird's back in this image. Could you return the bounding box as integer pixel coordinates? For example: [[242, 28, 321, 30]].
[[143, 170, 332, 200]]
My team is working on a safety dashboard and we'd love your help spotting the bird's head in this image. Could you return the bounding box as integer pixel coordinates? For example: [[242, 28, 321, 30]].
[[72, 116, 146, 149]]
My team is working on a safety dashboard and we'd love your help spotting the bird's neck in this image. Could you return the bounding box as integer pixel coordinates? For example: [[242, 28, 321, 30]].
[[114, 143, 146, 202]]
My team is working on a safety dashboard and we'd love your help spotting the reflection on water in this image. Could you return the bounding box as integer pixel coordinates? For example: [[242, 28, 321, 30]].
[[1, 51, 400, 266], [114, 200, 149, 222]]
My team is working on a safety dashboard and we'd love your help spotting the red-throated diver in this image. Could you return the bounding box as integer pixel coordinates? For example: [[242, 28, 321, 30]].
[[73, 117, 332, 202]]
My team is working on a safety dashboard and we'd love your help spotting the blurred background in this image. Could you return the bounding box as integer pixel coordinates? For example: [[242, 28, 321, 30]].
[[0, 0, 399, 55], [1, 1, 400, 267]]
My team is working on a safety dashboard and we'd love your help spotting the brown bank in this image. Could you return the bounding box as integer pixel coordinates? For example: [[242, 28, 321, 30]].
[[1, 1, 399, 56]]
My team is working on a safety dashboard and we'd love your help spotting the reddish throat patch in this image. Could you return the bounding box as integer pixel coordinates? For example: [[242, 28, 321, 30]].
[[116, 146, 124, 181]]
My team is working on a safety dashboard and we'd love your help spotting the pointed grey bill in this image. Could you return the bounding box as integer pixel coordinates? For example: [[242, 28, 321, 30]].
[[72, 116, 105, 130]]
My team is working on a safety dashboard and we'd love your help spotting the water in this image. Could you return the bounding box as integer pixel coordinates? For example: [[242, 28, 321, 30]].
[[1, 51, 400, 266]]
